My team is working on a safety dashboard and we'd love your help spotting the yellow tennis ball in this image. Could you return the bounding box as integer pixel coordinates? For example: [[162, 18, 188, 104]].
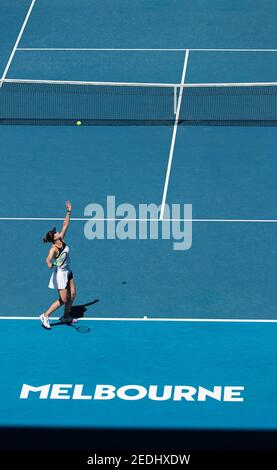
[[76, 121, 82, 126]]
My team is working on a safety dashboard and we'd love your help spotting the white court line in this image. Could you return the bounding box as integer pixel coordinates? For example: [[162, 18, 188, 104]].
[[189, 48, 277, 52], [0, 218, 277, 223], [0, 316, 277, 322], [0, 0, 36, 85], [4, 78, 176, 87], [160, 50, 190, 220], [17, 48, 277, 52], [17, 48, 186, 51], [5, 78, 277, 87]]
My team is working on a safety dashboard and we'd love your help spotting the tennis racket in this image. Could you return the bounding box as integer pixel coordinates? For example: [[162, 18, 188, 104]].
[[53, 250, 67, 268]]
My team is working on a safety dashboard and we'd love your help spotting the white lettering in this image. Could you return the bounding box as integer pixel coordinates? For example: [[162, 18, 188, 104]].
[[84, 203, 105, 239], [20, 384, 245, 402], [94, 384, 116, 400], [72, 384, 92, 400], [198, 386, 222, 401], [173, 386, 196, 401], [223, 386, 244, 402], [50, 384, 72, 399], [117, 385, 147, 400], [172, 204, 192, 251], [148, 385, 172, 401], [20, 384, 50, 399]]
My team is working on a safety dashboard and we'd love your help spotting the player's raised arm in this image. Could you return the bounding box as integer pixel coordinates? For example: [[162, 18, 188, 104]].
[[60, 200, 72, 239]]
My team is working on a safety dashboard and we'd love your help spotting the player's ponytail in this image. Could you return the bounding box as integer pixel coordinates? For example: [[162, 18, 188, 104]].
[[43, 230, 55, 243]]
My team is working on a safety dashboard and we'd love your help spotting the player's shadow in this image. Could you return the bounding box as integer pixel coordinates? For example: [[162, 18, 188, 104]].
[[51, 299, 99, 329], [70, 299, 99, 319]]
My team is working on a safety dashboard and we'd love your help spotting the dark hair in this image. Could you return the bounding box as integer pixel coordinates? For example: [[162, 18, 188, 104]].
[[43, 227, 56, 243]]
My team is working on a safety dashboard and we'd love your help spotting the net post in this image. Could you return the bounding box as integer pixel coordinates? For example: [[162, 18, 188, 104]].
[[173, 86, 177, 115]]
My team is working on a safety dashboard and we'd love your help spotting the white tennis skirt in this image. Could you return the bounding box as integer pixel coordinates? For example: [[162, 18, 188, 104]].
[[48, 269, 72, 290]]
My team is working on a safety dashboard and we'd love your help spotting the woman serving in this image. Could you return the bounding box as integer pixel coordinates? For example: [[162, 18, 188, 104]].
[[39, 201, 77, 329]]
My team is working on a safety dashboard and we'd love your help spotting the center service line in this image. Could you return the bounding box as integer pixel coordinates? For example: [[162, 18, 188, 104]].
[[160, 49, 190, 221]]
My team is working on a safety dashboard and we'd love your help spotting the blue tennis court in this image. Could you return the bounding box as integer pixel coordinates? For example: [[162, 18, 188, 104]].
[[0, 0, 277, 466]]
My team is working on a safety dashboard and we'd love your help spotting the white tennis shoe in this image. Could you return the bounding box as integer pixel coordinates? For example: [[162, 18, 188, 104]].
[[39, 313, 51, 329]]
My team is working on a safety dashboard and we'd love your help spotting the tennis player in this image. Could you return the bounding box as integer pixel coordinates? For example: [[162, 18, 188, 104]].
[[39, 201, 77, 329]]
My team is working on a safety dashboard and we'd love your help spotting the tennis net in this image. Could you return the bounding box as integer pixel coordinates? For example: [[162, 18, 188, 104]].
[[1, 78, 277, 125]]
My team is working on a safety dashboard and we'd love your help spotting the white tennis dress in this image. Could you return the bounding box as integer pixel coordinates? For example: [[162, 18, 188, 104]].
[[48, 242, 72, 290]]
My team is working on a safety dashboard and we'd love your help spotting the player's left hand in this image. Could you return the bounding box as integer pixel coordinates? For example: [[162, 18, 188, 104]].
[[66, 200, 72, 212]]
